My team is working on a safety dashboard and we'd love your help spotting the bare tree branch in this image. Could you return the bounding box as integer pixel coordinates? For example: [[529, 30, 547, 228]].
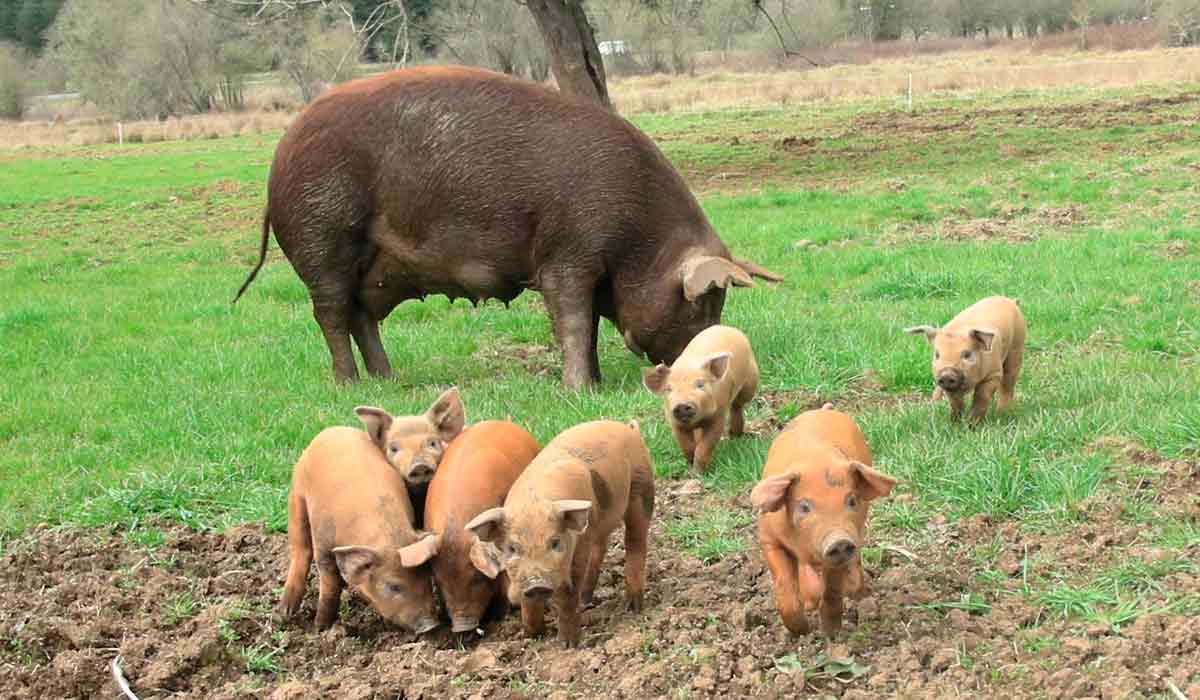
[[752, 0, 821, 66]]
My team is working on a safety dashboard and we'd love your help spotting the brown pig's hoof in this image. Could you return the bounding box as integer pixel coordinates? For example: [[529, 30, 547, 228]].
[[627, 593, 644, 613]]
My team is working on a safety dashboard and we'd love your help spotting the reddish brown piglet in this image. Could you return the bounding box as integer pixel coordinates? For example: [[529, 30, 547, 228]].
[[276, 427, 440, 633], [751, 406, 897, 637], [466, 420, 655, 647], [422, 420, 541, 634]]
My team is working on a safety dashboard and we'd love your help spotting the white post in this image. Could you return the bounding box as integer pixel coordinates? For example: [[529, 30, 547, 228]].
[[117, 122, 124, 145], [907, 73, 913, 111]]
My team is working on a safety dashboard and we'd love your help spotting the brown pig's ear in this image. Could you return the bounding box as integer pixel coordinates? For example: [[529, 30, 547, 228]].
[[680, 256, 754, 302], [469, 539, 504, 579], [398, 533, 440, 568], [969, 328, 997, 352], [554, 500, 592, 532], [733, 257, 784, 282], [332, 545, 380, 585], [642, 364, 671, 394], [464, 507, 507, 543], [426, 387, 466, 442], [903, 325, 938, 344], [355, 406, 394, 448], [703, 352, 732, 381], [750, 474, 795, 513], [849, 462, 898, 502]]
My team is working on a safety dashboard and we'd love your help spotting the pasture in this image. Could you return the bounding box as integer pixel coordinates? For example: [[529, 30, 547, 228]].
[[1, 82, 1198, 698]]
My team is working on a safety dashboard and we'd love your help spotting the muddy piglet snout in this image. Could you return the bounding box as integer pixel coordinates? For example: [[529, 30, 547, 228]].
[[936, 369, 966, 392], [821, 532, 859, 566], [407, 461, 435, 483], [522, 580, 554, 601]]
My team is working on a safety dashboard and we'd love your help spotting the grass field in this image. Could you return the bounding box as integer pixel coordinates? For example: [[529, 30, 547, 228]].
[[1, 80, 1199, 696]]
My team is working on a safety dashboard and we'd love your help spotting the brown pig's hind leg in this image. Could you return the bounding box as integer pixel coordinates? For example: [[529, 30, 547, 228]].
[[276, 491, 313, 622], [623, 466, 654, 613], [969, 378, 1000, 424], [998, 345, 1023, 412]]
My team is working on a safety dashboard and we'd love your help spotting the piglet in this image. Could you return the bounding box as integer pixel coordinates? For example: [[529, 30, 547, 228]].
[[355, 387, 466, 521], [751, 406, 897, 637], [276, 427, 440, 633], [422, 419, 541, 634], [466, 420, 655, 647], [643, 324, 759, 472], [905, 296, 1026, 423]]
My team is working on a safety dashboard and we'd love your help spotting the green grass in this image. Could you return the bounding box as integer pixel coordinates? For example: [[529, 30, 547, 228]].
[[0, 82, 1197, 577]]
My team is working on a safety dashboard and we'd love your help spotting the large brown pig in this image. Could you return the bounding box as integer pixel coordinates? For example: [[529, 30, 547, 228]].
[[905, 296, 1027, 423], [642, 324, 759, 472], [355, 386, 466, 522], [276, 427, 440, 633], [465, 420, 654, 647], [233, 65, 780, 388], [422, 419, 541, 634], [750, 406, 897, 637]]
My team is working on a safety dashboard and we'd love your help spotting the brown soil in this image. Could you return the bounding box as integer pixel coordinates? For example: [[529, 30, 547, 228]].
[[2, 446, 1198, 700]]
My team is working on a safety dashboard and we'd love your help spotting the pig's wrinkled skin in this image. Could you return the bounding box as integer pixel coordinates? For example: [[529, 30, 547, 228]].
[[750, 407, 897, 637], [905, 296, 1027, 424], [465, 420, 655, 647], [233, 65, 781, 389], [276, 427, 440, 634], [643, 324, 759, 473], [355, 387, 466, 524], [422, 420, 541, 634]]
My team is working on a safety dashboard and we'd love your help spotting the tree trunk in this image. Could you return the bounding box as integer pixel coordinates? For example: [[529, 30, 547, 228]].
[[522, 0, 610, 109]]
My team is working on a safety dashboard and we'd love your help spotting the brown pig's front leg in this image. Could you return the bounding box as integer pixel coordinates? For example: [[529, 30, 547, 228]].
[[521, 598, 547, 637], [555, 585, 582, 647], [819, 567, 848, 637], [314, 564, 345, 630], [969, 378, 1000, 424], [691, 411, 727, 473], [761, 541, 809, 634], [947, 391, 966, 422], [671, 423, 697, 465]]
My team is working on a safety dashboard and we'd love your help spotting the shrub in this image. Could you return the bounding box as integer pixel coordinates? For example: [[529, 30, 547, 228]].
[[0, 42, 30, 119]]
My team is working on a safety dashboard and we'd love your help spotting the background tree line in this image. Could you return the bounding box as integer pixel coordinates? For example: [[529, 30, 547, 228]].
[[1, 0, 1199, 121]]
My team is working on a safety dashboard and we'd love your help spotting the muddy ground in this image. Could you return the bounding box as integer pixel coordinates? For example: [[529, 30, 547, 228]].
[[1, 439, 1197, 699]]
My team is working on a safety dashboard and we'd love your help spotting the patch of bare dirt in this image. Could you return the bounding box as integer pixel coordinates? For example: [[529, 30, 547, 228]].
[[884, 204, 1085, 245], [473, 342, 560, 379], [2, 443, 1198, 699], [1160, 239, 1192, 259]]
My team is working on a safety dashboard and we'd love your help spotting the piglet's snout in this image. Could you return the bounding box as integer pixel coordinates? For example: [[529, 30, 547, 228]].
[[522, 580, 553, 601], [413, 616, 440, 635], [936, 369, 965, 392], [672, 402, 697, 424], [822, 532, 858, 566], [408, 462, 435, 483], [451, 616, 480, 634]]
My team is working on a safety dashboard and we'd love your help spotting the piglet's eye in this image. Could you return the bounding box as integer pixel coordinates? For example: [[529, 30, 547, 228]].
[[425, 438, 439, 450], [962, 350, 974, 360], [793, 499, 813, 518], [387, 444, 400, 455], [934, 351, 940, 360], [549, 537, 562, 552], [846, 494, 859, 509], [386, 583, 405, 595]]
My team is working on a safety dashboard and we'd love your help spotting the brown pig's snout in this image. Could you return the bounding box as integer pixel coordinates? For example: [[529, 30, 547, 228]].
[[671, 402, 698, 424], [407, 461, 436, 483], [451, 616, 481, 634], [821, 531, 859, 566], [413, 616, 440, 635], [936, 368, 966, 392], [522, 579, 554, 601]]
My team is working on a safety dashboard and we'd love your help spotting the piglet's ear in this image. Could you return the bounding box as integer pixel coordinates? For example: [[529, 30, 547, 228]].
[[642, 364, 671, 394], [903, 326, 938, 344], [355, 406, 394, 448], [464, 507, 506, 543], [554, 499, 592, 532], [398, 533, 440, 568], [970, 328, 997, 352], [469, 539, 504, 579], [703, 352, 731, 382], [426, 387, 466, 443], [750, 474, 795, 513], [849, 461, 898, 502], [332, 545, 379, 586]]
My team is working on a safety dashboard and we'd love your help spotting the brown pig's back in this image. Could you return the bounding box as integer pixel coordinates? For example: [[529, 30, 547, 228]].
[[766, 409, 872, 478], [945, 296, 1022, 347], [425, 421, 541, 534], [294, 426, 418, 544], [507, 421, 640, 522]]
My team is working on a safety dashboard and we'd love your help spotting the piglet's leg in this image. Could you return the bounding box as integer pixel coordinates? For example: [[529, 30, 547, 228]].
[[556, 585, 582, 648], [579, 533, 608, 606], [521, 598, 547, 638], [762, 542, 809, 634], [623, 500, 651, 613], [947, 391, 966, 422], [970, 378, 1000, 424], [819, 568, 846, 637], [843, 560, 869, 600], [797, 563, 825, 614], [314, 565, 344, 630], [692, 412, 726, 473], [671, 424, 697, 465]]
